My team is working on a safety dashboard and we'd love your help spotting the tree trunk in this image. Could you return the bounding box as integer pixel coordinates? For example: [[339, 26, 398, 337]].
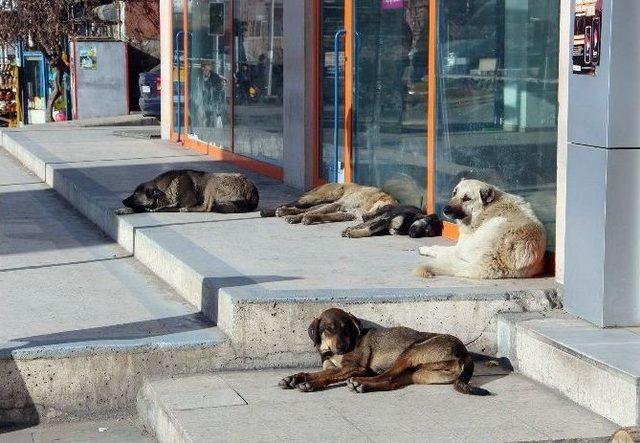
[[46, 57, 68, 123]]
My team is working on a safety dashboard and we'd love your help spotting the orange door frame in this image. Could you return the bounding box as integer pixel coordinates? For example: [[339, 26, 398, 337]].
[[343, 0, 354, 183]]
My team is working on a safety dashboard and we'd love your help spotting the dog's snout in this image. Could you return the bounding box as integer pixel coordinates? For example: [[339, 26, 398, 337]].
[[443, 204, 466, 220]]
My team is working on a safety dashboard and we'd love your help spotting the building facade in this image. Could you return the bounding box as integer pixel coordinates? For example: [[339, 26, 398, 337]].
[[160, 0, 639, 328], [162, 0, 563, 245]]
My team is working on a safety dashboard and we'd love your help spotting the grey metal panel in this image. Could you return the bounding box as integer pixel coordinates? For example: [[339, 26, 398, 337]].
[[282, 0, 309, 190], [608, 1, 640, 148], [76, 41, 128, 119], [567, 0, 612, 149], [602, 148, 640, 326], [568, 1, 640, 149], [564, 143, 607, 325]]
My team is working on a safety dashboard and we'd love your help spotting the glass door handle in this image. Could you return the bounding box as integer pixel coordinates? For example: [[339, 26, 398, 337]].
[[333, 29, 346, 183]]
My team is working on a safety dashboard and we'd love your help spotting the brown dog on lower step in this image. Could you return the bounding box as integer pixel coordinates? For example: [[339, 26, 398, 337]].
[[279, 308, 490, 395]]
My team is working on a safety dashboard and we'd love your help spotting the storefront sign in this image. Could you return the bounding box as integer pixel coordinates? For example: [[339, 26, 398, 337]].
[[381, 0, 404, 10], [79, 45, 97, 71], [573, 0, 603, 75]]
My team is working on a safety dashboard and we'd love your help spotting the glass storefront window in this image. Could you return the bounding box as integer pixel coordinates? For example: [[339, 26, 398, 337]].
[[351, 0, 428, 208], [233, 0, 284, 166], [187, 0, 233, 148], [435, 0, 559, 249]]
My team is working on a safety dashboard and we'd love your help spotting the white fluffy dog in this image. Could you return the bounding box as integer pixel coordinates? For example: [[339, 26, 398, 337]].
[[415, 179, 546, 279]]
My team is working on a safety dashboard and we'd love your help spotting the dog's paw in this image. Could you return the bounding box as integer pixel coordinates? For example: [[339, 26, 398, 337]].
[[341, 228, 353, 238], [113, 207, 134, 216], [278, 376, 297, 389], [413, 265, 435, 279], [346, 378, 367, 393], [179, 207, 189, 213], [418, 246, 436, 257], [275, 207, 287, 217], [285, 215, 300, 224], [301, 216, 314, 225], [279, 373, 307, 389], [296, 382, 316, 392]]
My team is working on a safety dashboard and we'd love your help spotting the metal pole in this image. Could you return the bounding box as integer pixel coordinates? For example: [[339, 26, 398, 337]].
[[333, 29, 346, 183], [267, 0, 276, 97]]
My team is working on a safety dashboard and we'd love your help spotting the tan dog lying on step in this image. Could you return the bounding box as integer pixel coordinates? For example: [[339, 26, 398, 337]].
[[279, 308, 490, 395], [260, 183, 397, 226]]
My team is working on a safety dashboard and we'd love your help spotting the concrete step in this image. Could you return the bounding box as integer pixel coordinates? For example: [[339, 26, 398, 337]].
[[1, 127, 560, 369], [0, 416, 154, 442], [0, 149, 235, 426], [497, 312, 640, 426], [136, 369, 618, 443]]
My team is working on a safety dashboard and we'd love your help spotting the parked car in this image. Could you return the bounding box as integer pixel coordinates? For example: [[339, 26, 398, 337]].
[[139, 65, 161, 117]]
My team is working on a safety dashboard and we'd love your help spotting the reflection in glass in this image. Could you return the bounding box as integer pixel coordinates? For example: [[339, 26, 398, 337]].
[[435, 0, 559, 249], [187, 0, 232, 148], [352, 0, 428, 207], [233, 0, 284, 166]]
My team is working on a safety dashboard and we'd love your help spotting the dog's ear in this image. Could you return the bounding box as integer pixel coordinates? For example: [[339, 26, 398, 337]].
[[349, 314, 362, 337], [480, 187, 495, 205], [307, 318, 321, 345]]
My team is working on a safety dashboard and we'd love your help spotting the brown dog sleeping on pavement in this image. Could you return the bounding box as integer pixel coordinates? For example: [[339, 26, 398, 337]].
[[260, 183, 397, 225], [117, 169, 259, 214], [279, 308, 490, 395]]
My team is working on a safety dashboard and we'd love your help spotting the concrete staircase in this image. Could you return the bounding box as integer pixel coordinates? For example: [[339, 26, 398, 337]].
[[0, 126, 562, 428]]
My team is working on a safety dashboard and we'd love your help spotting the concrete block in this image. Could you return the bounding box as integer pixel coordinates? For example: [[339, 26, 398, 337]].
[[137, 369, 617, 443], [218, 286, 560, 368], [497, 313, 640, 426]]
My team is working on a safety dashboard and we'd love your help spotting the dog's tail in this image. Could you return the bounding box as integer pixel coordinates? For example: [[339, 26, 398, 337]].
[[260, 207, 277, 217], [453, 355, 491, 396]]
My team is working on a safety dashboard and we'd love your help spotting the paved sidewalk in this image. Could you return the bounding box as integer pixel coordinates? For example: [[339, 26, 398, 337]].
[[138, 368, 618, 443], [1, 417, 153, 442], [0, 149, 228, 424]]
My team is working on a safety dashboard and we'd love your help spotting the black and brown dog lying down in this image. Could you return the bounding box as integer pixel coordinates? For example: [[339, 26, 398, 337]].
[[279, 308, 490, 395], [342, 205, 442, 238], [116, 169, 259, 214]]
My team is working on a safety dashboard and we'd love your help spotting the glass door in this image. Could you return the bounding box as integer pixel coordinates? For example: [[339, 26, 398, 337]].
[[22, 52, 47, 124], [319, 0, 432, 208], [351, 0, 430, 207]]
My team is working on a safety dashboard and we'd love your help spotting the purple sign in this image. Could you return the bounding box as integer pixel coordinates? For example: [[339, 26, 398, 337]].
[[381, 0, 404, 10]]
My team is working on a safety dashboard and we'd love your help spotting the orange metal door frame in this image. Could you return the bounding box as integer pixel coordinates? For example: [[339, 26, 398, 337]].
[[426, 0, 437, 215], [343, 0, 354, 184]]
